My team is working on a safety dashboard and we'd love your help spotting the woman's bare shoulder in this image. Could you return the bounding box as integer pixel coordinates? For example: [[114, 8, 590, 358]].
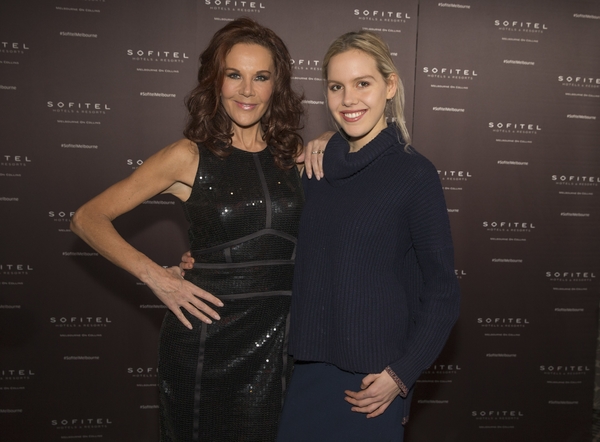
[[162, 138, 199, 162], [143, 139, 198, 176]]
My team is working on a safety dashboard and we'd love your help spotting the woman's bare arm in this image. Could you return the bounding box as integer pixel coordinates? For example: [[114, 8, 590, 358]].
[[71, 139, 223, 329]]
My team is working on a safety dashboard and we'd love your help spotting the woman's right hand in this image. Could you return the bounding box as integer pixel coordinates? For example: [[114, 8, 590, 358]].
[[144, 265, 222, 330]]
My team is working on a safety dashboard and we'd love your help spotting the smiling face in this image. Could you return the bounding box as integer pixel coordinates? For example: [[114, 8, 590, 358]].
[[326, 49, 397, 152], [220, 43, 275, 133]]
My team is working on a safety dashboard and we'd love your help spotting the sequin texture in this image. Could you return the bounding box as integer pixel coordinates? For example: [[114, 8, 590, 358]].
[[158, 145, 303, 442]]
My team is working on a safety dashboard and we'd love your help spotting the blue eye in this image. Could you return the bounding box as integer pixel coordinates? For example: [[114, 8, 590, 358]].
[[256, 75, 270, 81]]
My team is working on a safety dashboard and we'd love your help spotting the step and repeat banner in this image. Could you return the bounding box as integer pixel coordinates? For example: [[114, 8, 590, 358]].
[[1, 0, 598, 440], [407, 2, 600, 441]]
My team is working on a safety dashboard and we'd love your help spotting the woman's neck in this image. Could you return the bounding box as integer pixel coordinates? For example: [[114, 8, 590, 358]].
[[231, 124, 266, 152]]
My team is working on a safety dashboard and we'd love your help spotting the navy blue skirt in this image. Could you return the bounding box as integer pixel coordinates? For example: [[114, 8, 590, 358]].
[[276, 362, 405, 442]]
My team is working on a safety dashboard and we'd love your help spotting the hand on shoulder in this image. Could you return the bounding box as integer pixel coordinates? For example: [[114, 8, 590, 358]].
[[302, 131, 335, 180]]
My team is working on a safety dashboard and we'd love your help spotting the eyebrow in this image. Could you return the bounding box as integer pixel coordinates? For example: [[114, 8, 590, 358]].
[[327, 75, 376, 84], [224, 67, 273, 75]]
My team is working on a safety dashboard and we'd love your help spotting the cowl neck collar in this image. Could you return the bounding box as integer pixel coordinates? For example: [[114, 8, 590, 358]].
[[324, 124, 402, 186]]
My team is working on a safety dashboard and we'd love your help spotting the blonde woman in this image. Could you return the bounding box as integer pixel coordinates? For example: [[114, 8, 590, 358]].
[[276, 31, 460, 441]]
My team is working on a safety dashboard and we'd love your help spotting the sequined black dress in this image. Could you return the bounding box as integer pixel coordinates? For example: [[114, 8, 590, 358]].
[[158, 144, 303, 442]]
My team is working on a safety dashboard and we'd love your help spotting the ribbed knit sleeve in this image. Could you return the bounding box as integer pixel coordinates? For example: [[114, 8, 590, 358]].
[[386, 159, 460, 391]]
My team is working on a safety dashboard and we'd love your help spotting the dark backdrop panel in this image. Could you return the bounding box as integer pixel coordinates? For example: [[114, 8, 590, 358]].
[[1, 0, 598, 440], [1, 1, 196, 440], [407, 1, 600, 441]]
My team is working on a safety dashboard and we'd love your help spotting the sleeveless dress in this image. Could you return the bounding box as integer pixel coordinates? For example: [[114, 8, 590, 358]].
[[158, 144, 304, 442]]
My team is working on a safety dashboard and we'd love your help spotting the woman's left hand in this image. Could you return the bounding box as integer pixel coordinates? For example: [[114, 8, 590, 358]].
[[179, 250, 195, 276], [344, 370, 401, 418]]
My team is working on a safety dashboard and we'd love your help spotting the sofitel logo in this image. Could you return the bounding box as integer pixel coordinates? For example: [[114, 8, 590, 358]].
[[128, 367, 158, 378], [47, 101, 111, 114], [478, 317, 529, 327], [1, 264, 33, 274], [558, 76, 600, 88], [422, 364, 461, 374], [0, 41, 29, 54], [354, 9, 411, 22], [49, 211, 75, 222], [472, 410, 524, 420], [1, 155, 31, 167], [126, 49, 189, 63], [52, 418, 113, 429], [423, 67, 477, 80], [546, 271, 595, 282], [204, 0, 266, 11], [291, 58, 320, 71], [127, 158, 145, 169], [50, 317, 112, 328], [483, 221, 535, 232], [552, 175, 599, 187], [489, 122, 541, 134], [1, 42, 29, 50], [495, 20, 547, 32], [0, 369, 35, 380], [438, 170, 471, 181], [540, 365, 590, 375]]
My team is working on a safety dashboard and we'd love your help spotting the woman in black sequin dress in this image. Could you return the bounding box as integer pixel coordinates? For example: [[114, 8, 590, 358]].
[[71, 18, 309, 441]]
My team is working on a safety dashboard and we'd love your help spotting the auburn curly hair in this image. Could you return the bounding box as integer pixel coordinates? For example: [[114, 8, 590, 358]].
[[184, 17, 304, 169]]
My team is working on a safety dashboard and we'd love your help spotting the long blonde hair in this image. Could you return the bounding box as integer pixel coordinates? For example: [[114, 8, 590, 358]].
[[322, 31, 411, 149]]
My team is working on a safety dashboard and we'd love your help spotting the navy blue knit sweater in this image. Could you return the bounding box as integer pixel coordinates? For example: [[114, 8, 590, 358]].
[[288, 124, 460, 394]]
